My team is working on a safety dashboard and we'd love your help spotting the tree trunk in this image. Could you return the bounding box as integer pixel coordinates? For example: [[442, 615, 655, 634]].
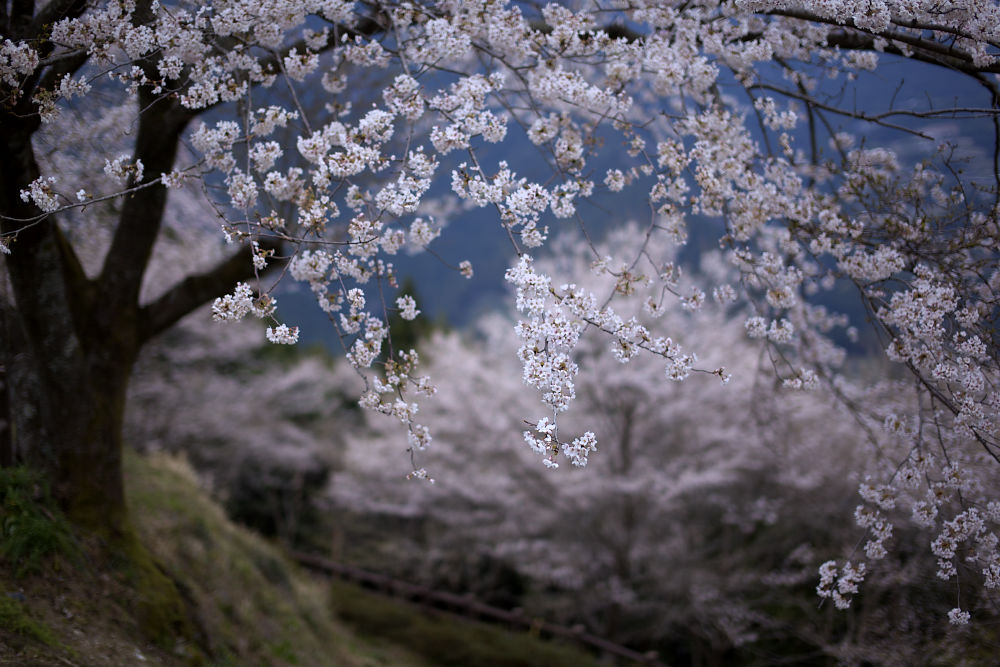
[[7, 340, 135, 535], [0, 6, 266, 536], [0, 300, 13, 467], [0, 106, 137, 537], [0, 226, 137, 536], [1, 107, 262, 536]]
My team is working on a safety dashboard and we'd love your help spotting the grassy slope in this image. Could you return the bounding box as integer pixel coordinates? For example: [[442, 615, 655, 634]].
[[0, 452, 605, 667], [2, 451, 427, 666]]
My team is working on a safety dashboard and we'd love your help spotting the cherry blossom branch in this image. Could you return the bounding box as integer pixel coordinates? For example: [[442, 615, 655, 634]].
[[138, 237, 280, 342]]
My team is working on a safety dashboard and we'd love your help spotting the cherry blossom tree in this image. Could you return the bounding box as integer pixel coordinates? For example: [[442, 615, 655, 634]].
[[328, 227, 995, 659], [1, 0, 999, 622]]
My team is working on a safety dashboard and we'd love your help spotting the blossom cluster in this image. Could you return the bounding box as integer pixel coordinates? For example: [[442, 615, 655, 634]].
[[3, 0, 999, 625]]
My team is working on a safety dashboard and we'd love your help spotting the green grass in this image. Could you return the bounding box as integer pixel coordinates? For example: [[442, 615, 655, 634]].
[[126, 450, 390, 666], [0, 466, 79, 578], [1, 453, 430, 666], [0, 591, 59, 647], [0, 452, 614, 666], [329, 579, 607, 667]]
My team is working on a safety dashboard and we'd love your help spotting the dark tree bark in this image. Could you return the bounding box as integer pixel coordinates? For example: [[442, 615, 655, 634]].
[[0, 92, 271, 535], [0, 4, 260, 535], [0, 119, 125, 530], [0, 108, 268, 536]]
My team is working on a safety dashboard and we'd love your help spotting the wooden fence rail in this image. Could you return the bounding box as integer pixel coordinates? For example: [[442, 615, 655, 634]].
[[291, 551, 666, 666]]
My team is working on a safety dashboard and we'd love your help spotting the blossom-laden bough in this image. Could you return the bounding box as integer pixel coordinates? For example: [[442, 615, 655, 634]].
[[1, 0, 998, 626]]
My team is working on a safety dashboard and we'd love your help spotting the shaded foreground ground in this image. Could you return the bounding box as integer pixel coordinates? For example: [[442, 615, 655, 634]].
[[0, 451, 603, 666]]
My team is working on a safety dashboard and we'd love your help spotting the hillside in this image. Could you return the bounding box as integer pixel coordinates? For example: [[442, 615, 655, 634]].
[[0, 451, 602, 666]]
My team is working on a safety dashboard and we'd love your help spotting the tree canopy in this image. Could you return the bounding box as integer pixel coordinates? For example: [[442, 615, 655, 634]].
[[1, 0, 999, 627]]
